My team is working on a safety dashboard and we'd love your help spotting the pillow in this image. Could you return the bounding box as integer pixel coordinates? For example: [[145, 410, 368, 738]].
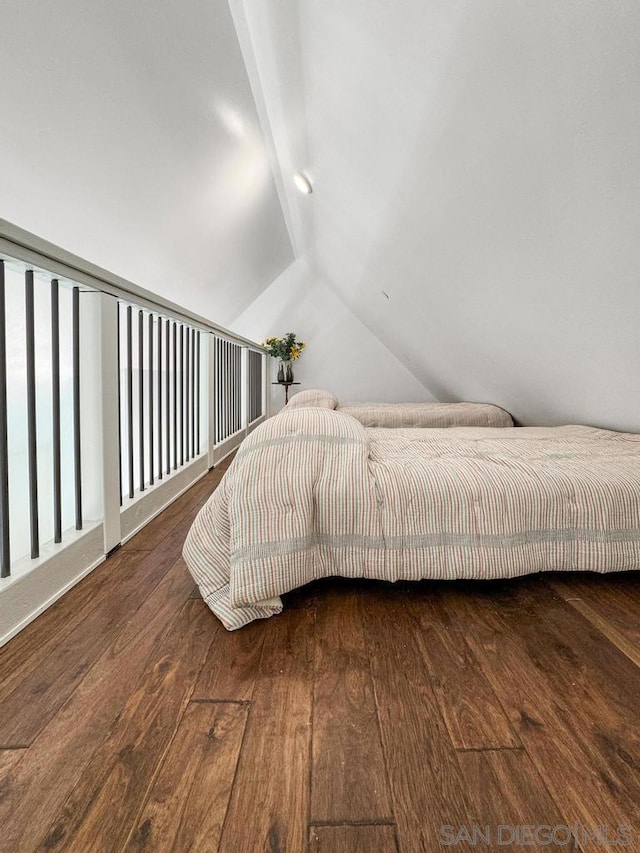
[[285, 389, 339, 410], [337, 401, 514, 428]]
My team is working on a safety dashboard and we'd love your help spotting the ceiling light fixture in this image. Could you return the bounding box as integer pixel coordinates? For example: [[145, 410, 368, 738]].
[[293, 171, 313, 194]]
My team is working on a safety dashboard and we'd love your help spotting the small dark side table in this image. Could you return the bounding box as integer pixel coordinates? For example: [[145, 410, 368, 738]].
[[272, 381, 301, 405]]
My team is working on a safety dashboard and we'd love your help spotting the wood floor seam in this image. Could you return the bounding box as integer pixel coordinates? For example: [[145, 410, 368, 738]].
[[189, 698, 252, 706], [215, 638, 265, 847], [121, 698, 189, 850], [310, 818, 397, 827], [308, 603, 317, 843], [121, 621, 218, 851], [455, 745, 526, 753], [365, 606, 397, 827], [113, 547, 152, 555], [563, 597, 640, 671]]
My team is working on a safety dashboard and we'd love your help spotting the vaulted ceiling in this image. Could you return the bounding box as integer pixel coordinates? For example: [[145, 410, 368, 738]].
[[0, 0, 293, 323], [2, 0, 639, 429], [232, 0, 640, 430]]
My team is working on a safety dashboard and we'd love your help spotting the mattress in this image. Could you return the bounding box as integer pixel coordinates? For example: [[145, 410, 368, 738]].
[[183, 408, 640, 629], [285, 388, 514, 427]]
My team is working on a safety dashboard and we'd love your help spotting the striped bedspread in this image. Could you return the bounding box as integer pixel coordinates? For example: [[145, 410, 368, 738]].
[[183, 408, 640, 629], [285, 388, 514, 427]]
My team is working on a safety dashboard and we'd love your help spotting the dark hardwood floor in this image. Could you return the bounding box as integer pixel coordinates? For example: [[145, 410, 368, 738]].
[[1, 458, 640, 852]]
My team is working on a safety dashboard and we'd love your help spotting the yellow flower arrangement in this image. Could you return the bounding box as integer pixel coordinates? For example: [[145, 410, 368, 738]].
[[261, 333, 306, 361]]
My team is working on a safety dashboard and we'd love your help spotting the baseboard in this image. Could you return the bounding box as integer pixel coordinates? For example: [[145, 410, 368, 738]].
[[0, 524, 104, 647]]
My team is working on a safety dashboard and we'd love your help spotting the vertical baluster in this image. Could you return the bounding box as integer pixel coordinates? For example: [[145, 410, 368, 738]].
[[234, 344, 237, 433], [138, 310, 145, 491], [166, 318, 171, 475], [220, 339, 224, 441], [148, 313, 154, 486], [255, 353, 259, 419], [230, 342, 234, 437], [223, 338, 227, 441], [51, 279, 62, 543], [189, 329, 193, 458], [249, 351, 252, 421], [252, 353, 256, 420], [72, 286, 83, 529], [235, 345, 240, 432], [216, 337, 221, 444], [195, 330, 200, 455], [0, 262, 10, 576], [215, 337, 219, 444], [249, 352, 252, 422], [222, 337, 226, 441], [190, 328, 195, 457], [237, 346, 241, 431], [232, 344, 236, 432], [225, 341, 229, 440], [186, 328, 191, 458], [172, 321, 177, 470], [234, 344, 238, 433], [190, 329, 196, 457], [248, 352, 252, 423], [185, 325, 190, 460], [157, 316, 163, 481], [179, 325, 184, 467], [117, 304, 123, 505], [127, 306, 134, 499], [25, 271, 40, 558]]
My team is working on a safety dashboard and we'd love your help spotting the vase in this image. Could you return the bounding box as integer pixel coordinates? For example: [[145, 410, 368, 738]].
[[277, 361, 285, 382], [281, 359, 293, 382]]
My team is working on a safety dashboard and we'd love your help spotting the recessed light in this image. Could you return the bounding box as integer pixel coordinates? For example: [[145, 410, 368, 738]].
[[293, 172, 313, 194]]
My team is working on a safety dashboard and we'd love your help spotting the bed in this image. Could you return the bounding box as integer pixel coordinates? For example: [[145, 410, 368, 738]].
[[285, 388, 514, 428], [183, 407, 640, 630]]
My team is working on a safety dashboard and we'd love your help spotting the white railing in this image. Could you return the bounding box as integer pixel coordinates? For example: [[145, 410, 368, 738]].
[[0, 220, 268, 644]]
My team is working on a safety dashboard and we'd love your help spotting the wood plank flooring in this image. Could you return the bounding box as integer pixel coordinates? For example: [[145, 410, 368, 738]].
[[1, 458, 640, 852]]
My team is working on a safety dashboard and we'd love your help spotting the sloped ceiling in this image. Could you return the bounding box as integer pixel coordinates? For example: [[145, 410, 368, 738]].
[[233, 0, 640, 430], [0, 0, 293, 324]]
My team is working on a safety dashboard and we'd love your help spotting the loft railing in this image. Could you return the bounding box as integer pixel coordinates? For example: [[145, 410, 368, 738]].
[[0, 220, 267, 641], [214, 336, 242, 445], [0, 262, 90, 576], [118, 306, 206, 502]]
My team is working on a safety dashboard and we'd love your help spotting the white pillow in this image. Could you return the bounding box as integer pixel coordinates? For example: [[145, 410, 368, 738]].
[[285, 389, 339, 410]]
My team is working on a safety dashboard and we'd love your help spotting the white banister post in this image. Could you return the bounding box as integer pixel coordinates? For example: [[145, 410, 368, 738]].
[[262, 352, 269, 419], [98, 292, 121, 553], [241, 347, 249, 435]]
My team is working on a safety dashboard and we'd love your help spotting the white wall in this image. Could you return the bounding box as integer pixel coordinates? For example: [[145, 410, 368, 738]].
[[236, 0, 640, 431], [231, 260, 433, 411], [0, 0, 293, 325]]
